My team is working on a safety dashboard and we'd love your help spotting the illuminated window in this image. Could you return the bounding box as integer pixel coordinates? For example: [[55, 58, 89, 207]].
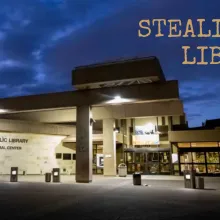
[[206, 152, 219, 163], [207, 164, 220, 174], [191, 142, 218, 147], [193, 164, 206, 173], [180, 152, 192, 163], [192, 152, 205, 163], [178, 143, 190, 148]]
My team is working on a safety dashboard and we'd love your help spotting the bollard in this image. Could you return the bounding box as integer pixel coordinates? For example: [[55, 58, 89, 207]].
[[196, 177, 204, 189], [133, 172, 142, 185], [10, 167, 18, 182], [45, 173, 51, 183], [52, 168, 60, 183], [183, 169, 196, 189]]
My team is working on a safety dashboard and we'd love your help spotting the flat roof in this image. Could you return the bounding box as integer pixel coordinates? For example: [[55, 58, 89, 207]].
[[72, 56, 165, 89]]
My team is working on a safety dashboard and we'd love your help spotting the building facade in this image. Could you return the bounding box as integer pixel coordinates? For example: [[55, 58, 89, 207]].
[[0, 57, 217, 180]]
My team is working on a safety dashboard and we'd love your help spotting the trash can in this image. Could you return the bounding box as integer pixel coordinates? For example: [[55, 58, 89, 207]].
[[52, 168, 60, 183], [45, 173, 51, 183], [133, 172, 141, 185], [118, 163, 127, 177], [10, 167, 18, 182], [196, 177, 204, 189], [183, 169, 196, 189]]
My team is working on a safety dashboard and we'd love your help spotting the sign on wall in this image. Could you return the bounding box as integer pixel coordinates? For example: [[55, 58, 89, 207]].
[[133, 124, 159, 145], [0, 132, 67, 175], [135, 124, 156, 135], [133, 134, 160, 145], [96, 154, 104, 168]]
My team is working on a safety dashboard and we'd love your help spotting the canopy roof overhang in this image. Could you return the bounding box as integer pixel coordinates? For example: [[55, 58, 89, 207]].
[[0, 80, 179, 114]]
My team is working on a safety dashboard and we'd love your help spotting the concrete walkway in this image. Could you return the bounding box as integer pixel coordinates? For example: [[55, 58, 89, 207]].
[[1, 174, 220, 190], [0, 176, 220, 220]]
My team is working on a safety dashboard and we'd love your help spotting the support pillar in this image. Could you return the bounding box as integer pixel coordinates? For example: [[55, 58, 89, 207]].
[[75, 105, 92, 183], [103, 119, 117, 176], [168, 116, 174, 175]]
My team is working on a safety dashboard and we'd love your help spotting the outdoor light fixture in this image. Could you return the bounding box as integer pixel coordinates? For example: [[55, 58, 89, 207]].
[[114, 95, 122, 101], [106, 95, 133, 104], [0, 109, 7, 113]]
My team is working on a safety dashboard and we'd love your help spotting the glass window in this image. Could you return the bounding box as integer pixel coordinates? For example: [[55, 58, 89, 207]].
[[160, 163, 170, 173], [160, 152, 170, 163], [174, 164, 179, 171], [148, 163, 159, 174], [56, 153, 62, 159], [191, 142, 218, 147], [207, 164, 220, 174], [63, 153, 71, 160], [127, 163, 135, 173], [180, 152, 192, 163], [192, 152, 205, 163], [206, 152, 219, 163], [148, 153, 159, 162], [126, 152, 134, 163], [193, 164, 206, 174], [136, 163, 144, 172], [180, 164, 192, 172], [172, 144, 178, 153], [135, 153, 144, 163], [72, 154, 76, 160], [178, 143, 190, 148]]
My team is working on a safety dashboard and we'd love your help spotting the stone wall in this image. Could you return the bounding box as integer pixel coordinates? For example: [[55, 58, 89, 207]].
[[0, 132, 76, 175]]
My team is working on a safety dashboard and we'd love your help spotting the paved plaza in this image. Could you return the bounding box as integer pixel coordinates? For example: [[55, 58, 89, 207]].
[[0, 175, 220, 220]]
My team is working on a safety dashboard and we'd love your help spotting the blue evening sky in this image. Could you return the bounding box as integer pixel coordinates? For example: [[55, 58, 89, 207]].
[[0, 0, 220, 127]]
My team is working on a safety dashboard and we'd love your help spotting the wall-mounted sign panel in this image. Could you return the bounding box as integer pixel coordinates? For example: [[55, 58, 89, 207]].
[[0, 132, 76, 175], [172, 153, 178, 163], [132, 134, 160, 145], [135, 124, 156, 135], [96, 154, 104, 168]]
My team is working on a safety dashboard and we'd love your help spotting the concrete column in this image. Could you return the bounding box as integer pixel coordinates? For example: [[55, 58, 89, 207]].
[[168, 116, 173, 131], [103, 118, 117, 176], [75, 105, 92, 183], [168, 116, 174, 175]]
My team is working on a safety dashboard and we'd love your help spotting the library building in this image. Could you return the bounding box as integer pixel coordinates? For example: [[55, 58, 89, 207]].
[[0, 57, 219, 183]]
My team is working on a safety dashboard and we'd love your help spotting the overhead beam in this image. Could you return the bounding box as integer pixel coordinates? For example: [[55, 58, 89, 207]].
[[0, 100, 184, 123], [0, 81, 179, 112]]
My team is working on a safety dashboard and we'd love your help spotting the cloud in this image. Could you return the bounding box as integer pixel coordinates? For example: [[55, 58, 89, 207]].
[[0, 0, 220, 126]]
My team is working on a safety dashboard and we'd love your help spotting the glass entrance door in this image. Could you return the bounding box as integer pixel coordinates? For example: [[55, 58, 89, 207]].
[[125, 151, 171, 174]]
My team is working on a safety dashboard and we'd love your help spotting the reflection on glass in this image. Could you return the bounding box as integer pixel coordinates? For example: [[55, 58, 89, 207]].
[[192, 152, 205, 163], [148, 153, 159, 162], [206, 152, 219, 163], [148, 163, 159, 174], [180, 152, 192, 163], [194, 164, 206, 173], [181, 164, 192, 172], [160, 152, 170, 163], [207, 164, 220, 173], [160, 163, 170, 173], [135, 153, 144, 163], [126, 152, 134, 163], [127, 163, 135, 173], [136, 163, 144, 172]]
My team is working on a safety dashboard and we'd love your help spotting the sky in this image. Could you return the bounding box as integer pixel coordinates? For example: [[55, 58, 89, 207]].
[[0, 0, 220, 127]]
